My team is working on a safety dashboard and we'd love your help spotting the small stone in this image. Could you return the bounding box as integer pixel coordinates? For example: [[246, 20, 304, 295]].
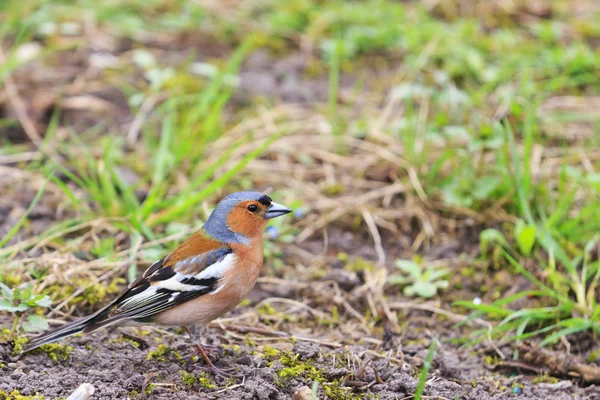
[[293, 386, 313, 400], [293, 342, 320, 360]]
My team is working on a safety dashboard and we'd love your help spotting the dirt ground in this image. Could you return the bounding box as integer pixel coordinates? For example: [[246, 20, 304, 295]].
[[3, 321, 600, 400], [1, 223, 600, 399]]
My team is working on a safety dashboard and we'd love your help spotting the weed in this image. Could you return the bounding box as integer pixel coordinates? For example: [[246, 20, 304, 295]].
[[415, 339, 437, 400], [197, 372, 217, 389], [0, 283, 51, 339], [38, 343, 73, 362], [147, 344, 171, 362], [388, 259, 450, 298], [0, 390, 45, 400], [180, 370, 197, 388]]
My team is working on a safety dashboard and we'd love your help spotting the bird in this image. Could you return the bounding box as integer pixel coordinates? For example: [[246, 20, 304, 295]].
[[22, 191, 292, 376]]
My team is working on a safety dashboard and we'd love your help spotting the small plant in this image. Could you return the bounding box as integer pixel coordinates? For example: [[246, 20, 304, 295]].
[[0, 283, 51, 339], [387, 259, 450, 298]]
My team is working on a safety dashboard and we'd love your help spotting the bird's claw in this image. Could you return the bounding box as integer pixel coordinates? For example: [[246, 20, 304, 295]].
[[185, 344, 221, 360], [198, 365, 241, 379]]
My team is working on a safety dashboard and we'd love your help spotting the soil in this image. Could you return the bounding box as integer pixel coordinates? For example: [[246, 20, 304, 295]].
[[2, 319, 600, 400], [1, 227, 600, 399]]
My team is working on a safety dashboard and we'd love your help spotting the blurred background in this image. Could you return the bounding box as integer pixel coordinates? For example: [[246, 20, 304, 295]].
[[1, 0, 600, 398]]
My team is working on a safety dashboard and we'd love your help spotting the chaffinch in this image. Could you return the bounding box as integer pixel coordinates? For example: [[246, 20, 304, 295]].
[[23, 191, 292, 375]]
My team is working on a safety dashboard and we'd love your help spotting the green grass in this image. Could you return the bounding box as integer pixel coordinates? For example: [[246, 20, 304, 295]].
[[1, 0, 600, 353], [415, 339, 437, 400]]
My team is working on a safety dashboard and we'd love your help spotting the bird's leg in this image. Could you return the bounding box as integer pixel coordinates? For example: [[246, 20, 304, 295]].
[[183, 325, 238, 378], [185, 325, 220, 354]]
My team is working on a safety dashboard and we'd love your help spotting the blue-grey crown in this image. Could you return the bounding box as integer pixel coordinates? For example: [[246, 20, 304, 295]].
[[203, 191, 272, 245]]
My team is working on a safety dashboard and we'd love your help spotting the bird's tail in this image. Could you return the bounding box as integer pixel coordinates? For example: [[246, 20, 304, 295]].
[[22, 314, 97, 353]]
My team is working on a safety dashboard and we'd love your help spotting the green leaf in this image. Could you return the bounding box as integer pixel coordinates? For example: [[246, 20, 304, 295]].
[[435, 280, 449, 289], [0, 299, 27, 312], [515, 220, 536, 256], [412, 281, 438, 298], [479, 228, 508, 257], [387, 275, 410, 285], [22, 314, 49, 332], [34, 295, 52, 308], [472, 175, 501, 200], [538, 322, 592, 347], [426, 267, 450, 282], [394, 259, 422, 279], [403, 285, 416, 297], [0, 282, 13, 298]]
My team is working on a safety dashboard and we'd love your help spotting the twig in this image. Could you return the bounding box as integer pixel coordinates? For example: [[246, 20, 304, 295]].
[[359, 206, 386, 266], [0, 47, 43, 146], [126, 94, 161, 146], [214, 376, 245, 394], [517, 342, 600, 383]]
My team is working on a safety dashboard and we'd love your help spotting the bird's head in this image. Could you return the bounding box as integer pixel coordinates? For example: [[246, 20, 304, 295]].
[[203, 191, 292, 245]]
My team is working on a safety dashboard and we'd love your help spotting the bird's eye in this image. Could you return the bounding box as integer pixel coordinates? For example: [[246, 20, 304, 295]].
[[247, 204, 258, 213]]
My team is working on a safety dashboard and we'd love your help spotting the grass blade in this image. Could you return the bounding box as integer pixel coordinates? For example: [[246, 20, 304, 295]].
[[0, 175, 50, 248], [415, 338, 437, 400]]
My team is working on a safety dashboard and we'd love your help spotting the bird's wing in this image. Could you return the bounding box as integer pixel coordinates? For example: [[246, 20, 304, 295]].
[[83, 235, 235, 331]]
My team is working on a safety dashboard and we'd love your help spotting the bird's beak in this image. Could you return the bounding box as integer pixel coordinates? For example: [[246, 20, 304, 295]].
[[265, 202, 292, 219]]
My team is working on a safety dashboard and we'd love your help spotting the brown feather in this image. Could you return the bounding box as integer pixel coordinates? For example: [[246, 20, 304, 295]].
[[164, 231, 224, 267]]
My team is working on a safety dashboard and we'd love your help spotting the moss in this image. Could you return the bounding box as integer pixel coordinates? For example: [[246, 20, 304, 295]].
[[39, 343, 73, 362], [484, 355, 501, 365], [180, 371, 197, 387], [323, 183, 345, 196], [533, 374, 559, 384], [277, 357, 321, 381], [511, 382, 523, 393], [337, 252, 349, 263], [262, 346, 325, 388], [344, 257, 376, 273], [222, 344, 241, 355], [11, 336, 28, 355], [460, 266, 477, 278], [223, 377, 236, 387], [173, 350, 184, 363], [587, 349, 600, 363], [0, 328, 12, 342], [71, 277, 125, 305], [147, 344, 170, 362], [0, 390, 45, 400], [145, 383, 156, 395], [112, 337, 140, 348], [257, 302, 278, 316], [331, 305, 339, 322], [262, 345, 281, 358], [239, 299, 251, 307], [127, 390, 140, 399], [322, 378, 362, 400], [197, 372, 217, 389], [405, 338, 428, 347]]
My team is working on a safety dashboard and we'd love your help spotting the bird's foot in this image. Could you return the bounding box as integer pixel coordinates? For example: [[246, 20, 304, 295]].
[[185, 344, 222, 360], [188, 342, 242, 378], [197, 364, 242, 379]]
